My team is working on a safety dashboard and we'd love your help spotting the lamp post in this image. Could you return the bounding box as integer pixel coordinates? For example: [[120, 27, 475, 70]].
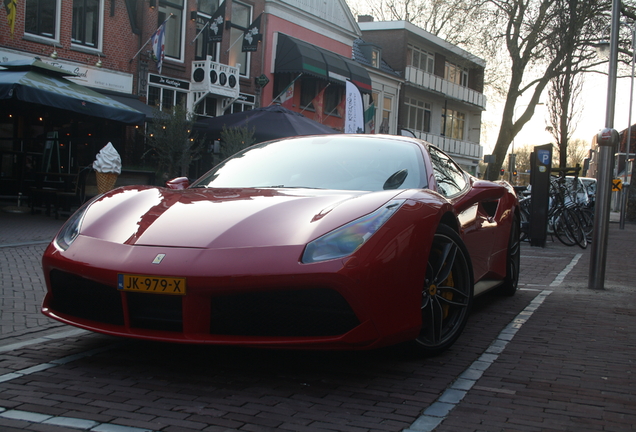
[[619, 22, 635, 229], [589, 0, 621, 290]]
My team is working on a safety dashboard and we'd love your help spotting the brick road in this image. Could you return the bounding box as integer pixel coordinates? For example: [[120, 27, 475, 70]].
[[0, 205, 634, 432]]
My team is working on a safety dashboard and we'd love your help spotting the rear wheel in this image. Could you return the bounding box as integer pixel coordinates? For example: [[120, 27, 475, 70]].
[[413, 225, 473, 356]]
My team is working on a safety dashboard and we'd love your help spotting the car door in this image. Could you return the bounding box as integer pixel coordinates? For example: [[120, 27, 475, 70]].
[[427, 146, 496, 281]]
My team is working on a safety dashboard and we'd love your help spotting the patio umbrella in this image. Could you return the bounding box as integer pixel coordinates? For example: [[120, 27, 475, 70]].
[[198, 105, 339, 143], [0, 58, 145, 125]]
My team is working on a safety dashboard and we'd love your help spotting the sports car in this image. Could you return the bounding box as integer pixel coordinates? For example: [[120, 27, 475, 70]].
[[42, 134, 520, 355]]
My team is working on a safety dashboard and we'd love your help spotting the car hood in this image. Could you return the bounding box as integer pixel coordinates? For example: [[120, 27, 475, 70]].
[[79, 186, 406, 248]]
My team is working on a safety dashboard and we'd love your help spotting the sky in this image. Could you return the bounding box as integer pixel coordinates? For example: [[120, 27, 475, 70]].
[[486, 73, 634, 156]]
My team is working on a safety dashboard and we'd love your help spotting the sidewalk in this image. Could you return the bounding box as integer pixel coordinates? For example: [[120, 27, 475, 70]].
[[430, 215, 636, 432]]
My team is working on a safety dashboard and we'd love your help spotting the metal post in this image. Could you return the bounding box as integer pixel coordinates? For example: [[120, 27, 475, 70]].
[[589, 0, 621, 290], [619, 24, 635, 230]]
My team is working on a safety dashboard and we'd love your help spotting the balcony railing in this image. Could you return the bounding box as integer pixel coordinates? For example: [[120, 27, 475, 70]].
[[407, 130, 483, 161], [404, 66, 487, 109], [190, 57, 240, 109]]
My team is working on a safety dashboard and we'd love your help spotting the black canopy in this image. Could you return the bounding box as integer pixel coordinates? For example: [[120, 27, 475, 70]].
[[0, 59, 145, 125]]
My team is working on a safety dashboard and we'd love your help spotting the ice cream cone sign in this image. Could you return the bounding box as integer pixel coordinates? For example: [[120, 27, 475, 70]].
[[92, 143, 122, 194]]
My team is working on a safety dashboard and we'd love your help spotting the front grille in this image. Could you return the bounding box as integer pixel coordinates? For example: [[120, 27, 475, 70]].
[[127, 292, 183, 332], [210, 288, 360, 337], [49, 270, 124, 325]]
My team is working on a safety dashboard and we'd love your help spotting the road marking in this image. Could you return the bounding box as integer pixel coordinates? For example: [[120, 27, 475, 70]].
[[0, 341, 124, 383], [0, 329, 89, 353], [550, 253, 583, 286], [0, 408, 153, 432], [0, 240, 51, 248], [404, 289, 553, 432]]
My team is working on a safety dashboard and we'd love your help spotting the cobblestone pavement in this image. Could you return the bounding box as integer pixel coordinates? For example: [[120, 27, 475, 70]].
[[0, 204, 634, 432]]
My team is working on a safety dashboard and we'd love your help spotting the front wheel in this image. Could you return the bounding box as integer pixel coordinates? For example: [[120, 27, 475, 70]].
[[412, 225, 474, 356], [498, 213, 520, 296]]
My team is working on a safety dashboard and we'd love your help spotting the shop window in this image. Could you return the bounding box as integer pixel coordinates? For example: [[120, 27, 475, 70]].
[[227, 1, 252, 76], [159, 0, 184, 60], [300, 78, 318, 109], [25, 0, 58, 39], [147, 86, 188, 111], [195, 97, 218, 117], [72, 0, 101, 48]]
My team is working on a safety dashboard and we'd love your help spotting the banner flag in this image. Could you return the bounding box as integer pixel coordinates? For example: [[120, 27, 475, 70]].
[[208, 1, 226, 43], [242, 14, 262, 52], [4, 0, 17, 37], [310, 86, 328, 123], [151, 18, 169, 73], [364, 102, 376, 134], [344, 81, 364, 134]]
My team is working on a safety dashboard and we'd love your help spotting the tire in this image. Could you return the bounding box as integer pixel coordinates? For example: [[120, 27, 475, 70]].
[[412, 225, 474, 356], [498, 213, 520, 296], [552, 209, 577, 246]]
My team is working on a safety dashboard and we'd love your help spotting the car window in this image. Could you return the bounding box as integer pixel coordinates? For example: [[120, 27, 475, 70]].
[[192, 136, 428, 192], [428, 145, 467, 197]]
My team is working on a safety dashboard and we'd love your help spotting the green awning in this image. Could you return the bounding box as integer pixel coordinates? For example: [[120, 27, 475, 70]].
[[0, 59, 145, 125], [275, 33, 372, 92]]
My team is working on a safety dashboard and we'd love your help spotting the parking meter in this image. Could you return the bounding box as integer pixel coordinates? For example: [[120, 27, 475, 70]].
[[529, 144, 553, 247]]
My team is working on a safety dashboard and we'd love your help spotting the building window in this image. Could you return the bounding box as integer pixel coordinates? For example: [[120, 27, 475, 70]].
[[405, 97, 431, 133], [442, 108, 465, 140], [72, 0, 100, 48], [194, 0, 220, 61], [159, 0, 184, 60], [194, 97, 218, 117], [148, 86, 188, 111], [228, 1, 252, 76], [445, 62, 468, 87], [197, 0, 217, 15], [407, 45, 434, 74], [371, 48, 380, 68], [25, 0, 58, 39], [380, 95, 392, 133]]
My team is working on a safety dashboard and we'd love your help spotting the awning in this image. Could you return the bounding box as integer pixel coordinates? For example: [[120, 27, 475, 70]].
[[0, 59, 145, 125], [106, 93, 156, 120], [275, 34, 372, 93]]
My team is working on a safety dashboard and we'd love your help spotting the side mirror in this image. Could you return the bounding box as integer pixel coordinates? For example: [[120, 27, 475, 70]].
[[166, 177, 190, 190]]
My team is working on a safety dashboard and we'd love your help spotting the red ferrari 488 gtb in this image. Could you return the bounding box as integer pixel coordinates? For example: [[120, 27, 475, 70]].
[[42, 134, 519, 355]]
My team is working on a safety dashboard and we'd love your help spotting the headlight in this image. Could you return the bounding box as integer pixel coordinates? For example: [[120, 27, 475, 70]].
[[54, 203, 90, 251], [302, 200, 405, 263]]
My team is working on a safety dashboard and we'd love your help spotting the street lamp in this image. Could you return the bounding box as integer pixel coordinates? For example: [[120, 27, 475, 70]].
[[619, 22, 635, 229], [589, 0, 621, 290]]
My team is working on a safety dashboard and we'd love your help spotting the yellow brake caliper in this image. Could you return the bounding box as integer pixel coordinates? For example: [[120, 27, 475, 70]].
[[440, 272, 455, 319]]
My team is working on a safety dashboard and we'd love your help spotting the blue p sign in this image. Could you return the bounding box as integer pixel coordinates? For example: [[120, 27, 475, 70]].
[[537, 149, 550, 166]]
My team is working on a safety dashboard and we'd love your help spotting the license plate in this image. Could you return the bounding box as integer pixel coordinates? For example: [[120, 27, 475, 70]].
[[118, 274, 186, 295]]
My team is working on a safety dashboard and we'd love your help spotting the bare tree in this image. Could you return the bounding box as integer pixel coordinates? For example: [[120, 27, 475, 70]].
[[547, 72, 585, 169], [482, 0, 608, 180], [347, 0, 489, 45]]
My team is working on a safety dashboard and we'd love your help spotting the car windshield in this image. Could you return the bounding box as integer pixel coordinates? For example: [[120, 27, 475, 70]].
[[192, 135, 427, 192]]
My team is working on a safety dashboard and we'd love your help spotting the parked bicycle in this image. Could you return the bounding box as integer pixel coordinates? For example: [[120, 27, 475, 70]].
[[519, 174, 593, 249]]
